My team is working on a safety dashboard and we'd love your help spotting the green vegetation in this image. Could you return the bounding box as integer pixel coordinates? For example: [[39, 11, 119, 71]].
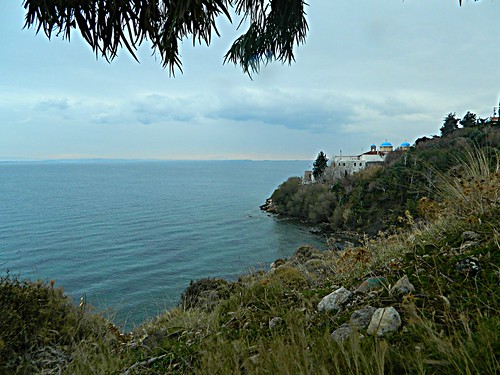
[[1, 123, 498, 374], [0, 274, 124, 373], [313, 151, 329, 180], [440, 113, 459, 136], [271, 124, 500, 236]]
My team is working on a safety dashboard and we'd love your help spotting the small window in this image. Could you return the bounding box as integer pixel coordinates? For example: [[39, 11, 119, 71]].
[[354, 163, 356, 166], [342, 163, 345, 166]]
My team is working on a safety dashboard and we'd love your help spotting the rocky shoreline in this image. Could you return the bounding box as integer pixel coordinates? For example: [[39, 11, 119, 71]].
[[261, 197, 363, 248]]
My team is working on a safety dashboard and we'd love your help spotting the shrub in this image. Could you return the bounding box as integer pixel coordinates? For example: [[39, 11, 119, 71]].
[[0, 273, 118, 372]]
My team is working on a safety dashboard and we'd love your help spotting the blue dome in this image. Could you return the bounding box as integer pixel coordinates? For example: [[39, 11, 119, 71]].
[[400, 142, 410, 147], [380, 141, 392, 147]]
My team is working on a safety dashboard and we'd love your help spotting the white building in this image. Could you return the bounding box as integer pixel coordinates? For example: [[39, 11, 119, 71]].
[[303, 141, 411, 183], [332, 142, 392, 176]]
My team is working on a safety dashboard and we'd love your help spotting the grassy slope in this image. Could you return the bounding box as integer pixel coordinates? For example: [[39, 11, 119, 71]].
[[1, 141, 499, 374]]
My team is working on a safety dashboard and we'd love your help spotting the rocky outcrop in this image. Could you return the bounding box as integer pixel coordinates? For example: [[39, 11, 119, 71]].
[[260, 198, 277, 213]]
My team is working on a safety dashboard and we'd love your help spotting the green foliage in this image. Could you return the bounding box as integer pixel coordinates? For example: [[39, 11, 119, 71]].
[[313, 151, 329, 180], [271, 176, 302, 211], [440, 113, 459, 136], [0, 274, 118, 372], [179, 278, 230, 311], [460, 111, 477, 128], [269, 126, 500, 235]]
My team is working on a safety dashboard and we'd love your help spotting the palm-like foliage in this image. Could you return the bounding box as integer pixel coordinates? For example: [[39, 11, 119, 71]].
[[22, 0, 308, 75]]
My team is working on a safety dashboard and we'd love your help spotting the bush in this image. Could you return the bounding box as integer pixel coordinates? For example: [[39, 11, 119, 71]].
[[0, 273, 117, 372]]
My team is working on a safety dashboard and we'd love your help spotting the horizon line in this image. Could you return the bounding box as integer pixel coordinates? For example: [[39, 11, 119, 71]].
[[0, 157, 311, 163]]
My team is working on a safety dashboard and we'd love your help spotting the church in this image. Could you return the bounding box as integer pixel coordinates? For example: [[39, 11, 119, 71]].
[[304, 141, 411, 183], [331, 141, 411, 175]]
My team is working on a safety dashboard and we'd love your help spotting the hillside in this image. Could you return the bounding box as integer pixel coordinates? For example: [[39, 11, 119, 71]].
[[0, 128, 499, 374], [269, 125, 500, 236]]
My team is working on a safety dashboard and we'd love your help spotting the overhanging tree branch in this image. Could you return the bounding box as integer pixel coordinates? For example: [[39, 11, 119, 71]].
[[22, 0, 307, 75], [21, 0, 477, 76]]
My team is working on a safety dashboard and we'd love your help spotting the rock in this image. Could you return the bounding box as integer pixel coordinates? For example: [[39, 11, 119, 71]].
[[330, 323, 353, 342], [389, 275, 415, 297], [356, 276, 387, 293], [269, 316, 284, 330], [260, 198, 277, 213], [317, 287, 352, 312], [367, 307, 401, 337], [349, 306, 376, 329]]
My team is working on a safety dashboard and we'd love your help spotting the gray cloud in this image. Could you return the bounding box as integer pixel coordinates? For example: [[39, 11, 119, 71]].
[[34, 98, 70, 111]]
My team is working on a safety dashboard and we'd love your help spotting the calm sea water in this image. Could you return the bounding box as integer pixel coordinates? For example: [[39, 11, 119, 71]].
[[0, 160, 325, 330]]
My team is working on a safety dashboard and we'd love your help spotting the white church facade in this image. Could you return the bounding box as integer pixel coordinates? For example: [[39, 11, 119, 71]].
[[304, 141, 411, 183], [332, 141, 410, 175]]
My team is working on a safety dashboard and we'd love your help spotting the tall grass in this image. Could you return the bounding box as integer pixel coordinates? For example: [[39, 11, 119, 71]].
[[435, 145, 499, 218]]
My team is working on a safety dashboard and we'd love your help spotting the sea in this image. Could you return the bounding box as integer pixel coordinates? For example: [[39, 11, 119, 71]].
[[0, 160, 326, 331]]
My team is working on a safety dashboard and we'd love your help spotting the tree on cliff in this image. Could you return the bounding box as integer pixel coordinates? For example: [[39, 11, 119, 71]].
[[440, 113, 459, 136], [460, 111, 477, 128], [21, 0, 476, 75], [313, 151, 328, 180]]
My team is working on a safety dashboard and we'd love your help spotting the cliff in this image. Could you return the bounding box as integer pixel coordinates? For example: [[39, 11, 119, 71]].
[[266, 126, 500, 236]]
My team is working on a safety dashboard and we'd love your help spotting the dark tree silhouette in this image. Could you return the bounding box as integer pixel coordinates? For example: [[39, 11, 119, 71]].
[[440, 113, 459, 136], [313, 151, 328, 180], [460, 111, 477, 128], [22, 0, 308, 75]]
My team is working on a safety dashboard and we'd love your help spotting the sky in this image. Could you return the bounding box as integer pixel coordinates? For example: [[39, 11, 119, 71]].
[[1, 0, 499, 161]]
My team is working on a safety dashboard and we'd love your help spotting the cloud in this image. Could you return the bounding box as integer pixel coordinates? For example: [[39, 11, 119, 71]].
[[83, 86, 446, 144], [131, 93, 208, 124], [203, 88, 361, 133], [34, 98, 70, 111]]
